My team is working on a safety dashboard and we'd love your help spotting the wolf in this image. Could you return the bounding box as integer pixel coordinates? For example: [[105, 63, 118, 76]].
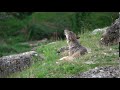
[[57, 36, 80, 56], [59, 29, 88, 61]]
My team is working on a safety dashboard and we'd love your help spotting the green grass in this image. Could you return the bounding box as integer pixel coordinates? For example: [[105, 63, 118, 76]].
[[0, 12, 119, 78], [0, 35, 51, 57], [0, 43, 31, 57], [7, 31, 119, 78]]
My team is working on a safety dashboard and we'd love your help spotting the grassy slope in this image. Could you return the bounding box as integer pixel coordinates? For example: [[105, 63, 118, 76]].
[[0, 12, 119, 78], [8, 31, 119, 78]]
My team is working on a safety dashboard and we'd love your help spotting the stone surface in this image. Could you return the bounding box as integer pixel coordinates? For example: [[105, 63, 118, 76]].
[[0, 51, 38, 77], [70, 66, 120, 78], [92, 27, 108, 35], [100, 15, 120, 46]]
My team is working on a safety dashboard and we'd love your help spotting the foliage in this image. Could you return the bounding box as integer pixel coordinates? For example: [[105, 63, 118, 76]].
[[0, 12, 33, 20], [0, 43, 31, 57], [0, 12, 119, 41]]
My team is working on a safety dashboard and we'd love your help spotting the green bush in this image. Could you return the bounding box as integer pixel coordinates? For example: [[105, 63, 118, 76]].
[[0, 12, 119, 41], [27, 24, 50, 40]]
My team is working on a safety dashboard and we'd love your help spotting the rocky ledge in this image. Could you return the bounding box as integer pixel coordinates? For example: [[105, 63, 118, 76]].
[[0, 51, 38, 78], [70, 66, 120, 78]]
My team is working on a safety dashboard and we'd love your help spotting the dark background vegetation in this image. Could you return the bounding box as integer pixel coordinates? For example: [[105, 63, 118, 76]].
[[0, 12, 119, 56]]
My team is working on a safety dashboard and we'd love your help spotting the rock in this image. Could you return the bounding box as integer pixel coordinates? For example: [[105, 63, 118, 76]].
[[0, 51, 39, 78], [70, 66, 120, 78], [92, 27, 108, 35], [100, 14, 120, 46]]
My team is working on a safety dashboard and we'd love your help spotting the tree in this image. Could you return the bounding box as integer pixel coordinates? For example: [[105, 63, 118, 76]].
[[71, 12, 91, 34]]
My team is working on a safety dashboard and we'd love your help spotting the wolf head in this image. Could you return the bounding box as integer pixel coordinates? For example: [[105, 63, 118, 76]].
[[64, 29, 80, 43]]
